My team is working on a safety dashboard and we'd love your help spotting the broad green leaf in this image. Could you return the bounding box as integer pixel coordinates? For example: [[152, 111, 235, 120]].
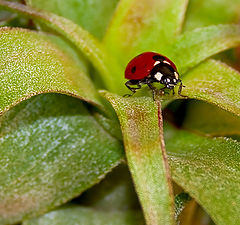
[[104, 0, 189, 66], [23, 205, 144, 225], [0, 1, 121, 92], [26, 0, 119, 39], [183, 0, 240, 31], [166, 24, 240, 74], [102, 92, 175, 225], [182, 59, 240, 116], [79, 164, 140, 211], [0, 94, 123, 224], [165, 124, 240, 225], [0, 28, 102, 115], [183, 100, 240, 136]]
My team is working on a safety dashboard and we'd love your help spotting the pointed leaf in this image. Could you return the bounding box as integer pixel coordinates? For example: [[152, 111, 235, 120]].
[[104, 0, 189, 65], [167, 24, 240, 74], [182, 59, 240, 116], [0, 28, 103, 115], [23, 205, 144, 225], [26, 0, 119, 39], [0, 1, 121, 92], [102, 92, 175, 225], [0, 94, 123, 224], [165, 124, 240, 225]]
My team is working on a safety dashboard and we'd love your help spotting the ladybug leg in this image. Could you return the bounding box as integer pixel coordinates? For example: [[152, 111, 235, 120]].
[[124, 80, 141, 97], [178, 81, 187, 97], [147, 83, 157, 100]]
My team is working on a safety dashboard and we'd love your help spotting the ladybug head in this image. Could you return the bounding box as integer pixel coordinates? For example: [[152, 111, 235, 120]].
[[162, 74, 180, 89]]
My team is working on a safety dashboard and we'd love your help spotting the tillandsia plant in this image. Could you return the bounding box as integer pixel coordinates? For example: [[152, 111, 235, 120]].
[[0, 0, 240, 225]]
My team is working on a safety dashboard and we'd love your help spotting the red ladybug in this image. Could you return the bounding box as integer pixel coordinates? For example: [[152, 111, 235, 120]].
[[124, 52, 185, 96]]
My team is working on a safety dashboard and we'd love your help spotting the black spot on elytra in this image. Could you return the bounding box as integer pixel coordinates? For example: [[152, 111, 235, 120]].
[[131, 66, 136, 73], [152, 55, 166, 62]]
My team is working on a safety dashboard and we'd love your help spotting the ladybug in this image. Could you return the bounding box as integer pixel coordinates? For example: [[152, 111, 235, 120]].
[[124, 52, 185, 97]]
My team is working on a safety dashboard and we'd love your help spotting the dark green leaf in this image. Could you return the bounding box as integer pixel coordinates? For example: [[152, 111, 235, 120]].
[[183, 100, 240, 136], [23, 205, 144, 225], [0, 94, 123, 224], [165, 124, 240, 225]]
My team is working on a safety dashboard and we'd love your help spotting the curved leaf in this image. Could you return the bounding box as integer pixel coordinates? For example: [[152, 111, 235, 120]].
[[104, 0, 189, 65], [26, 0, 119, 39], [165, 124, 240, 225], [23, 205, 144, 225], [0, 0, 121, 92], [0, 27, 103, 115], [167, 24, 240, 74], [102, 92, 175, 225], [182, 59, 240, 116], [183, 100, 240, 136], [0, 94, 123, 224]]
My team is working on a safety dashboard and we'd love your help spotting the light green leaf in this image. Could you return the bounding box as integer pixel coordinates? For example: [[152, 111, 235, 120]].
[[183, 100, 240, 136], [0, 1, 121, 92], [102, 92, 175, 225], [0, 27, 102, 115], [183, 0, 240, 31], [165, 124, 240, 225], [104, 0, 189, 66], [0, 94, 123, 224], [23, 205, 144, 225], [182, 59, 240, 116], [167, 24, 240, 74], [26, 0, 119, 39]]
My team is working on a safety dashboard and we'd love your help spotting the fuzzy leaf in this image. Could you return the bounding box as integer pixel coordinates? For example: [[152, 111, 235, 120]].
[[0, 1, 121, 92], [26, 0, 119, 39], [167, 24, 240, 74], [102, 92, 175, 225], [184, 0, 240, 31], [0, 94, 123, 224], [104, 0, 189, 66], [183, 100, 240, 136], [23, 205, 144, 225], [165, 124, 240, 225], [0, 28, 103, 115], [182, 59, 240, 116]]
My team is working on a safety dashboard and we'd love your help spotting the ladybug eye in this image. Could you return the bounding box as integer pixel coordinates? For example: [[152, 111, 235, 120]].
[[131, 66, 136, 73]]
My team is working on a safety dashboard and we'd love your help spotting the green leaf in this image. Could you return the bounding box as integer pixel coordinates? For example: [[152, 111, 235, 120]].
[[174, 193, 192, 221], [165, 124, 240, 225], [182, 59, 240, 116], [26, 0, 119, 39], [22, 205, 144, 225], [0, 94, 123, 224], [103, 0, 188, 65], [79, 164, 140, 211], [183, 0, 240, 31], [102, 92, 175, 225], [167, 24, 240, 74], [0, 1, 121, 92], [0, 28, 103, 115], [183, 100, 240, 136]]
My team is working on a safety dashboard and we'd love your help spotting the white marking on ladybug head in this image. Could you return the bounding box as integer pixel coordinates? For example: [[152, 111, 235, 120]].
[[154, 72, 163, 81], [163, 60, 171, 65], [174, 72, 179, 79], [166, 78, 171, 83], [173, 78, 177, 83], [154, 61, 161, 66]]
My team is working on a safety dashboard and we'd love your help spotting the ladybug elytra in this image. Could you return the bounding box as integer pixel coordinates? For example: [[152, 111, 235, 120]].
[[124, 52, 185, 97]]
